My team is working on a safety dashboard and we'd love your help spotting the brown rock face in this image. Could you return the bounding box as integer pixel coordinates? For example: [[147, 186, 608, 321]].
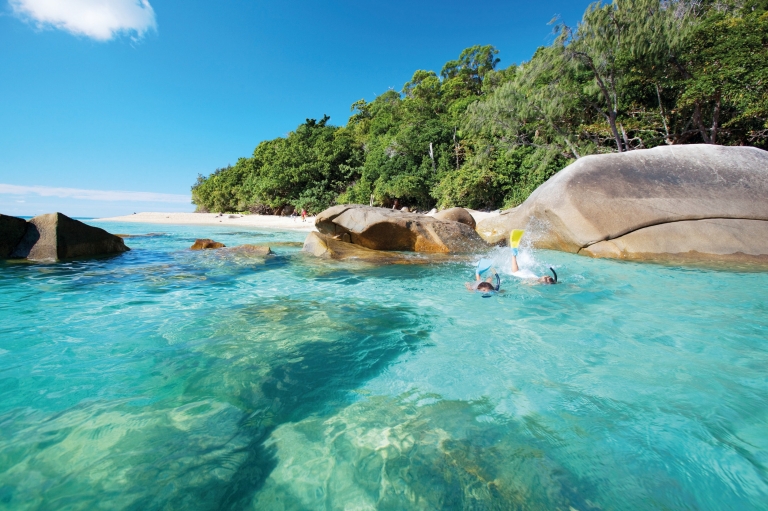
[[191, 239, 226, 250], [302, 232, 426, 264], [0, 214, 29, 258], [433, 207, 476, 229], [475, 145, 768, 263], [9, 213, 129, 261], [315, 205, 486, 253]]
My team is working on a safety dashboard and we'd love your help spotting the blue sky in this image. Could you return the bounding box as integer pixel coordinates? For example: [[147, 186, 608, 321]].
[[0, 0, 593, 217]]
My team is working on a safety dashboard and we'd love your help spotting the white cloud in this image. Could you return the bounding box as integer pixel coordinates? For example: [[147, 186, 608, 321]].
[[9, 0, 157, 41], [0, 184, 189, 203]]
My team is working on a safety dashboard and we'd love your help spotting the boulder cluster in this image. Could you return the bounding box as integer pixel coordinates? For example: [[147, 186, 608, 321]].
[[2, 145, 766, 267], [305, 145, 768, 266]]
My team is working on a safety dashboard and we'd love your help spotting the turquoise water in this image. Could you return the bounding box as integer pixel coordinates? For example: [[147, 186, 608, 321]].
[[1, 222, 767, 510]]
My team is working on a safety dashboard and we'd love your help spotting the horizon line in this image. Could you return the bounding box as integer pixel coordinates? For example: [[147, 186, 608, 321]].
[[0, 184, 191, 204]]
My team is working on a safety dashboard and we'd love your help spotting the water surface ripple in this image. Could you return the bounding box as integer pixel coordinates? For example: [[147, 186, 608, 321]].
[[0, 222, 766, 510]]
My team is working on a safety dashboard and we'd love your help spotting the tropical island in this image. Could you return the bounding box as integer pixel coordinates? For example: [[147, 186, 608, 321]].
[[1, 1, 768, 510], [191, 0, 767, 216]]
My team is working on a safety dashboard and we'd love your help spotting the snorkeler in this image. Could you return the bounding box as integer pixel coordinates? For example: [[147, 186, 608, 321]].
[[509, 230, 558, 285], [465, 258, 501, 296]]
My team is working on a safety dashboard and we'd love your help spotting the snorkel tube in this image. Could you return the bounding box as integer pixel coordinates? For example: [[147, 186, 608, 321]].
[[549, 267, 558, 283]]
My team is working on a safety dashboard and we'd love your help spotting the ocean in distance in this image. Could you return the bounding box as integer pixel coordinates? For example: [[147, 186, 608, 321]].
[[0, 221, 766, 510]]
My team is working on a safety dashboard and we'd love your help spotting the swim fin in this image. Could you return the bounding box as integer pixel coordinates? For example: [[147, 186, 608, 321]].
[[476, 258, 493, 275], [509, 230, 525, 248]]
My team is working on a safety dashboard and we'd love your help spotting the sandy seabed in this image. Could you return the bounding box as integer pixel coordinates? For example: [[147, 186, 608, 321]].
[[96, 212, 318, 232]]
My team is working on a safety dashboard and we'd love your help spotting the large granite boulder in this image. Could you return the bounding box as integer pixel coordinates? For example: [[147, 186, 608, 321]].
[[302, 232, 427, 264], [433, 207, 476, 229], [0, 214, 29, 258], [315, 205, 487, 253], [476, 145, 768, 263], [9, 213, 129, 261]]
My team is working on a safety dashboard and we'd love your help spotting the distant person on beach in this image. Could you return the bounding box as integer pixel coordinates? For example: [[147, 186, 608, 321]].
[[300, 208, 307, 222]]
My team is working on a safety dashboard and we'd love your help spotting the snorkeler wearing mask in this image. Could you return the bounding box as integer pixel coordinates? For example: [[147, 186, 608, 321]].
[[465, 259, 501, 297], [508, 230, 557, 285]]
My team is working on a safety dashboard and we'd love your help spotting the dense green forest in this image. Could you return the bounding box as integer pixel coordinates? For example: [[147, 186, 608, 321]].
[[192, 0, 768, 214]]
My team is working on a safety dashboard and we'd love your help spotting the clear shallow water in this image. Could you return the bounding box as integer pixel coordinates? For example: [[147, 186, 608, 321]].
[[1, 222, 767, 511]]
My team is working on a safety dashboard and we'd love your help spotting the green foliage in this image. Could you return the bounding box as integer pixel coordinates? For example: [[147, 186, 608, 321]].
[[192, 116, 363, 214], [433, 147, 570, 210], [192, 2, 767, 215]]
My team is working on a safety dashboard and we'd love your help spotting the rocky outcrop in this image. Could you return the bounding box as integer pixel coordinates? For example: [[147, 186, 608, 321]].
[[302, 232, 427, 264], [191, 239, 225, 250], [0, 214, 29, 258], [315, 205, 486, 253], [433, 207, 476, 229], [8, 213, 129, 261], [476, 145, 768, 263]]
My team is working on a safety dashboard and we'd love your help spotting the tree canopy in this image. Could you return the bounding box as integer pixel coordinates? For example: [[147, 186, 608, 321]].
[[193, 0, 767, 214]]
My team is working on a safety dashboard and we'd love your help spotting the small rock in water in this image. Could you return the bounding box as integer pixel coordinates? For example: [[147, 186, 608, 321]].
[[191, 239, 226, 250]]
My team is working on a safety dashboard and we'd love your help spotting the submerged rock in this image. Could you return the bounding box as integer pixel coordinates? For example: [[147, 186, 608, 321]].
[[476, 145, 768, 264], [303, 232, 426, 264], [191, 239, 226, 250], [0, 214, 29, 258], [315, 205, 486, 253], [433, 207, 476, 229], [8, 213, 129, 261], [222, 244, 273, 256]]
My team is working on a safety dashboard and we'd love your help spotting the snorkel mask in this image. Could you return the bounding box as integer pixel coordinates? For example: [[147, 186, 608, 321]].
[[478, 271, 501, 297], [549, 267, 558, 284]]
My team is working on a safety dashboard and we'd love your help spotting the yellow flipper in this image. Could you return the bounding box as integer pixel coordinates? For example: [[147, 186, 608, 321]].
[[509, 229, 525, 248]]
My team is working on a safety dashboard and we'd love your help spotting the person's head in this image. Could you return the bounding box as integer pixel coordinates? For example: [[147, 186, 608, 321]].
[[477, 282, 495, 292], [539, 275, 556, 285]]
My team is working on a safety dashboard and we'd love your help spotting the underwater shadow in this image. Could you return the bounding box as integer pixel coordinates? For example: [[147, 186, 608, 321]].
[[145, 299, 432, 510]]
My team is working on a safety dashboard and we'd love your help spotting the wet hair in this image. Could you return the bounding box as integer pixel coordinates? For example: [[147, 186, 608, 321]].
[[477, 282, 495, 292]]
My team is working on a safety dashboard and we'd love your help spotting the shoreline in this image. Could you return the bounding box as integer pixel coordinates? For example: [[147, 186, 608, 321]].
[[95, 212, 319, 231], [94, 209, 502, 232]]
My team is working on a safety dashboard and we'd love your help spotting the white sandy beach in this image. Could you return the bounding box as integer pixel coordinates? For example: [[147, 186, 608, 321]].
[[96, 209, 501, 231], [96, 212, 319, 231]]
